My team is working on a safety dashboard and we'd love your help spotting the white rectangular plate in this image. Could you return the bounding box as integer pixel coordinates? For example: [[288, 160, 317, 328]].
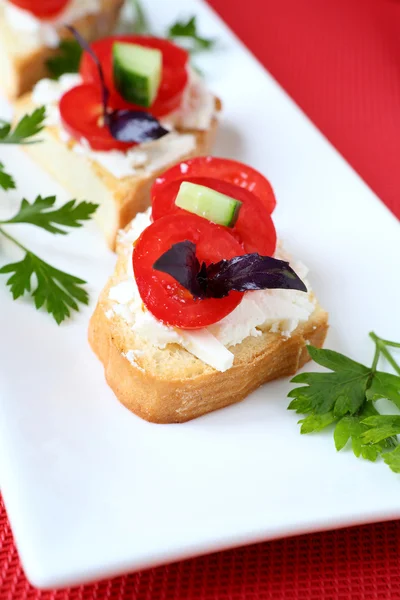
[[1, 0, 399, 590]]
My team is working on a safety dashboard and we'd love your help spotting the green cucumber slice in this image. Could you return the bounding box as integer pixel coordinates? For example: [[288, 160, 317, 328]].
[[175, 182, 242, 227], [112, 42, 162, 108]]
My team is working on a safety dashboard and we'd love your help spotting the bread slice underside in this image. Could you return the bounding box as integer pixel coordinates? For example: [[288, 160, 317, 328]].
[[89, 240, 329, 424], [0, 0, 124, 99], [15, 94, 220, 249]]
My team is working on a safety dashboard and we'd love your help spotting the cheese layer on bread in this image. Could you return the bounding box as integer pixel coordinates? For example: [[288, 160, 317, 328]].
[[106, 209, 317, 372], [31, 70, 217, 179]]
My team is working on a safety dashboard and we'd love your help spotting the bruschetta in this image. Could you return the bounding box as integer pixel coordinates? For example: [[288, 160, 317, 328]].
[[15, 34, 220, 247], [89, 157, 329, 423]]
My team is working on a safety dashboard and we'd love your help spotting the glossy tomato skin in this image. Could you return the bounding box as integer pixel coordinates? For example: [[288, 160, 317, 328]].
[[133, 214, 245, 329], [80, 36, 189, 117], [8, 0, 68, 17], [153, 156, 277, 213], [151, 176, 277, 256], [59, 84, 134, 152]]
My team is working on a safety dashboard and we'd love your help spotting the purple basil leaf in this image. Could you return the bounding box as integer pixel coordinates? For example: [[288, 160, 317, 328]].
[[66, 26, 168, 144], [153, 240, 205, 298], [65, 26, 109, 110], [107, 110, 169, 143], [205, 254, 307, 298], [152, 242, 307, 300]]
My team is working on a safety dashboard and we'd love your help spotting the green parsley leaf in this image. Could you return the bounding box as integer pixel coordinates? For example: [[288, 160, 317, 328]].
[[288, 346, 370, 417], [335, 417, 380, 461], [335, 416, 375, 460], [46, 39, 83, 79], [131, 0, 150, 34], [0, 162, 16, 191], [366, 371, 400, 408], [1, 195, 98, 235], [168, 16, 215, 53], [333, 404, 395, 461], [0, 195, 97, 322], [299, 412, 336, 434], [0, 107, 46, 145], [287, 396, 313, 414], [383, 446, 400, 473], [361, 415, 400, 444], [0, 120, 11, 139], [0, 250, 89, 324]]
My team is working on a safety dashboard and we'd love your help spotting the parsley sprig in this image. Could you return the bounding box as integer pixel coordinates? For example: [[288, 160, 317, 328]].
[[0, 107, 46, 188], [288, 334, 400, 472], [0, 196, 97, 324], [0, 107, 46, 145], [4, 195, 98, 235], [130, 0, 215, 51], [0, 162, 16, 191], [167, 16, 215, 54]]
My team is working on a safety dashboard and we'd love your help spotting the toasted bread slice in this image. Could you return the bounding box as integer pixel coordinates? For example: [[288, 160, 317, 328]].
[[14, 93, 220, 249], [0, 0, 124, 99], [88, 223, 329, 424]]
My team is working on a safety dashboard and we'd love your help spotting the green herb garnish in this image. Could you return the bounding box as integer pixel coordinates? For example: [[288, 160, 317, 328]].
[[46, 39, 83, 79], [288, 334, 400, 473], [0, 108, 45, 187], [4, 195, 98, 235], [168, 16, 215, 53], [0, 196, 98, 324], [0, 162, 16, 191], [129, 1, 216, 56], [0, 107, 46, 145]]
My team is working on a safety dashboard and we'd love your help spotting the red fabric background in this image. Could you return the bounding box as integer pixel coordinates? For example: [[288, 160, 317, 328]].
[[208, 0, 400, 221], [2, 0, 400, 597]]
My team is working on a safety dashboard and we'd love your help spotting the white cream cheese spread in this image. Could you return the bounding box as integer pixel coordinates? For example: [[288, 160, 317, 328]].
[[107, 209, 316, 372], [31, 69, 216, 178], [1, 0, 100, 48]]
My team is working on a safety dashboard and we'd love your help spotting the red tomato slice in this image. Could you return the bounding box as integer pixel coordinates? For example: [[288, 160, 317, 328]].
[[59, 84, 134, 151], [133, 214, 245, 329], [8, 0, 68, 17], [80, 36, 189, 117], [151, 177, 277, 256], [153, 157, 277, 213]]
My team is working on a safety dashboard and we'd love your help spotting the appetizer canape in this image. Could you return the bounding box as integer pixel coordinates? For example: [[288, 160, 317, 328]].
[[16, 34, 220, 247], [89, 157, 329, 423], [0, 0, 124, 98]]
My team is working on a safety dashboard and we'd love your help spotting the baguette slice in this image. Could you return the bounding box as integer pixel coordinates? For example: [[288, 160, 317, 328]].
[[0, 0, 124, 99], [89, 226, 329, 424], [15, 94, 220, 249]]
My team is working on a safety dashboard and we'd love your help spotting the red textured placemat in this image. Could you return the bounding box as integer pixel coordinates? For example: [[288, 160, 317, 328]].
[[2, 0, 400, 597], [1, 496, 400, 600]]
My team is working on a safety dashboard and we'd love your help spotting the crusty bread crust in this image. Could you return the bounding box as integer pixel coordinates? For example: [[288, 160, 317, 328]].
[[0, 0, 124, 99], [15, 93, 220, 248], [89, 301, 328, 423], [89, 236, 329, 423]]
